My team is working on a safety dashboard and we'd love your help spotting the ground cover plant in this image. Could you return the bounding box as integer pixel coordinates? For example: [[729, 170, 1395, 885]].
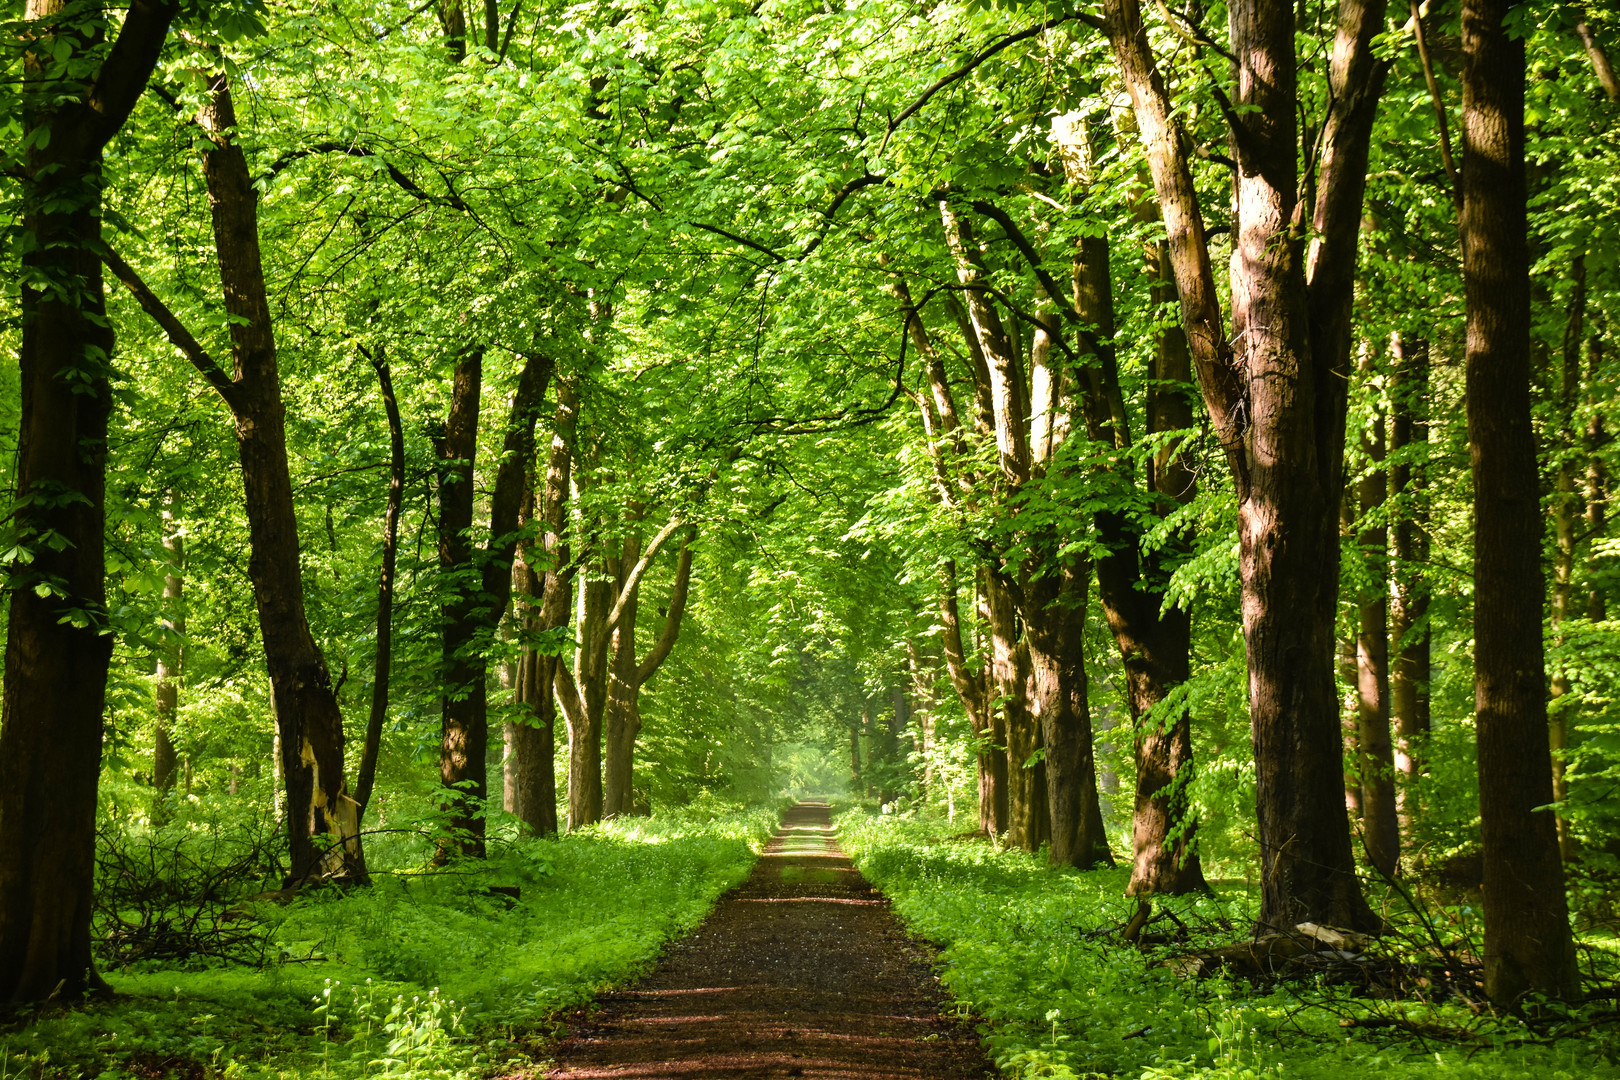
[[841, 811, 1620, 1080], [1, 802, 774, 1080]]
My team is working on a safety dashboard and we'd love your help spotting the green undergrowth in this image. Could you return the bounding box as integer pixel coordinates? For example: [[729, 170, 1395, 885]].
[[3, 803, 776, 1080], [839, 811, 1620, 1080]]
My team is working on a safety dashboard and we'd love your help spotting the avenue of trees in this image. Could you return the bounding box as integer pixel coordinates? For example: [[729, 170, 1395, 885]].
[[2, 0, 1618, 1015]]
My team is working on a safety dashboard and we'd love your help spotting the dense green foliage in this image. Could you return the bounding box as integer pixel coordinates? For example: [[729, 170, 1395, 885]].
[[6, 803, 774, 1079], [842, 811, 1620, 1080]]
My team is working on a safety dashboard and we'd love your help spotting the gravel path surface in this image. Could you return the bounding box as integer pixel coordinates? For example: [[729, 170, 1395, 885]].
[[545, 800, 991, 1080]]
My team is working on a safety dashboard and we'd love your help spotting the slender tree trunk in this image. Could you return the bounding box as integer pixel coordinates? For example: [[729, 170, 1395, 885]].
[[434, 350, 554, 856], [1461, 0, 1578, 1003], [1389, 333, 1431, 826], [1355, 350, 1399, 877], [0, 0, 178, 1004], [354, 350, 405, 826], [984, 571, 1031, 847], [153, 490, 185, 807], [435, 352, 486, 857], [938, 562, 1000, 835], [1587, 333, 1609, 622], [1549, 254, 1587, 864], [603, 530, 643, 818]]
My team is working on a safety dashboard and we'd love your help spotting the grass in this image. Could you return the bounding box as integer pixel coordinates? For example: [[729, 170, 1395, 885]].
[[2, 803, 776, 1080], [837, 809, 1620, 1080]]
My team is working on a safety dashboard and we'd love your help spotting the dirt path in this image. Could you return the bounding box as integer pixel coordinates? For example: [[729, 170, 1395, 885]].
[[545, 801, 991, 1080]]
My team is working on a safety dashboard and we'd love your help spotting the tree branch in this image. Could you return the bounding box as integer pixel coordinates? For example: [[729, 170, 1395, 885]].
[[635, 531, 694, 684], [102, 246, 241, 411]]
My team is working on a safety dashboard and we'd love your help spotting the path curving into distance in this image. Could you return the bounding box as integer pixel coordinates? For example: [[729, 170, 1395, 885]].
[[546, 800, 990, 1080]]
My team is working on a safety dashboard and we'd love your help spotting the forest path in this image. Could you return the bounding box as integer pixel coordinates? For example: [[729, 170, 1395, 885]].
[[544, 800, 991, 1080]]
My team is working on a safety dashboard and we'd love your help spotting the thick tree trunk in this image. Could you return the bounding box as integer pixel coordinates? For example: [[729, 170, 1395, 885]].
[[1027, 564, 1113, 867], [984, 571, 1034, 848], [1461, 0, 1578, 1003], [1104, 0, 1384, 934], [0, 0, 178, 1004], [1355, 352, 1399, 877], [1389, 333, 1431, 825]]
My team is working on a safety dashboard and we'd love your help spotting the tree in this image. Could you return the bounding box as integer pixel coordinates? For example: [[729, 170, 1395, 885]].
[[1101, 0, 1387, 931], [0, 0, 178, 1002], [1460, 0, 1578, 1004]]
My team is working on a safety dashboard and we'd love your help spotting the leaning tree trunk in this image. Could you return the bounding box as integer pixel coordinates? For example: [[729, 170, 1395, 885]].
[[196, 72, 362, 885], [353, 349, 405, 827], [1461, 0, 1578, 1004], [0, 0, 178, 1004], [938, 562, 1001, 836]]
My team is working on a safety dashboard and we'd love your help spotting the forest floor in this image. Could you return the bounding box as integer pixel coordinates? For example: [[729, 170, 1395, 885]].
[[542, 800, 991, 1080]]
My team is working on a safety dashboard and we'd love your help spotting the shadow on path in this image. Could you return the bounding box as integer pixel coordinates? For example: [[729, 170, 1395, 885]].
[[545, 800, 990, 1080]]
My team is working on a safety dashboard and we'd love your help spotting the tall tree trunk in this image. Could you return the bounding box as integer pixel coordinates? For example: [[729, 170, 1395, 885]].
[[603, 530, 643, 818], [1355, 351, 1399, 877], [435, 352, 486, 857], [938, 562, 1001, 835], [435, 350, 554, 857], [0, 0, 178, 1004], [354, 350, 405, 826], [1028, 563, 1112, 867], [507, 386, 576, 836], [153, 490, 185, 806], [1461, 0, 1578, 1003], [1389, 333, 1431, 826], [1548, 253, 1587, 864], [1587, 332, 1609, 622], [1103, 0, 1385, 933], [196, 72, 362, 885]]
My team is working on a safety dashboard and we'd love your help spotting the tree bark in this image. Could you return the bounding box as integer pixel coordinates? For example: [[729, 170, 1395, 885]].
[[193, 71, 364, 885], [1461, 0, 1578, 1003], [354, 350, 405, 825], [1355, 350, 1399, 878], [1587, 333, 1609, 623], [506, 389, 576, 836], [1548, 254, 1587, 864], [1389, 333, 1431, 826], [0, 0, 178, 1004], [153, 490, 185, 806], [435, 350, 554, 857], [938, 562, 1002, 835], [1103, 0, 1385, 933]]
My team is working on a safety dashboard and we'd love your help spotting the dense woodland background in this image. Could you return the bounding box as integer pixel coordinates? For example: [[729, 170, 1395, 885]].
[[4, 0, 1620, 1073]]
